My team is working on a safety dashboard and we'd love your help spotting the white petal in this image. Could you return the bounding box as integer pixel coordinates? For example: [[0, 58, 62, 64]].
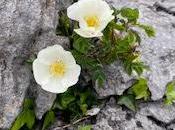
[[37, 45, 64, 65], [98, 13, 114, 31], [74, 28, 103, 38], [57, 51, 76, 66], [67, 0, 112, 21], [42, 77, 68, 93], [33, 59, 51, 85], [62, 64, 81, 87]]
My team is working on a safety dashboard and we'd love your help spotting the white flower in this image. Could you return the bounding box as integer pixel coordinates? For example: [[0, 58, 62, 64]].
[[33, 45, 81, 93], [67, 0, 114, 38]]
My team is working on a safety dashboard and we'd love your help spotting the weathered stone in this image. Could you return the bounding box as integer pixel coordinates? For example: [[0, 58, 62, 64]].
[[96, 0, 175, 100], [0, 0, 70, 129], [95, 62, 135, 99], [93, 98, 165, 130], [139, 101, 175, 123], [0, 43, 31, 129], [56, 0, 73, 11]]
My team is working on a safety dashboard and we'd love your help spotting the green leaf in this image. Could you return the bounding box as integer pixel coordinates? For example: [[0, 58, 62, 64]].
[[23, 99, 34, 109], [118, 95, 136, 111], [42, 111, 55, 130], [130, 78, 150, 100], [130, 30, 141, 44], [59, 92, 76, 109], [116, 31, 136, 54], [56, 11, 72, 36], [137, 24, 155, 37], [164, 81, 175, 105], [73, 34, 91, 54], [92, 68, 106, 87], [11, 99, 35, 130], [78, 125, 92, 130], [120, 8, 139, 22], [11, 109, 35, 130], [123, 54, 148, 76], [109, 21, 125, 31]]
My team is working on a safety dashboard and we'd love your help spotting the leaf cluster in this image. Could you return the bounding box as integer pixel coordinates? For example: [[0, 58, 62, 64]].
[[56, 7, 155, 87], [164, 81, 175, 105], [118, 78, 150, 111], [52, 85, 98, 122]]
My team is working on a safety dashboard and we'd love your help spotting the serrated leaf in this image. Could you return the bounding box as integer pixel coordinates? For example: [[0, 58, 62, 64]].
[[130, 30, 141, 44], [116, 31, 136, 54], [118, 95, 136, 111], [164, 81, 175, 105], [56, 11, 72, 36], [11, 109, 35, 130], [92, 67, 106, 87], [137, 24, 155, 37], [73, 34, 91, 54], [123, 55, 148, 76], [109, 21, 125, 31], [55, 90, 75, 109], [120, 8, 139, 22], [42, 111, 55, 130], [130, 78, 150, 100], [78, 125, 92, 130]]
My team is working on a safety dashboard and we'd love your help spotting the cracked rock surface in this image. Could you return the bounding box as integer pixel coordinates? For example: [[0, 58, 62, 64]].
[[0, 0, 69, 129], [94, 98, 166, 130], [1, 0, 175, 129]]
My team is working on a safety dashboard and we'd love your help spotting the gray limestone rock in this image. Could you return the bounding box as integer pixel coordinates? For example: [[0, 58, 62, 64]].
[[0, 0, 70, 129], [95, 62, 136, 99], [0, 43, 31, 129], [93, 98, 165, 130], [139, 101, 175, 123]]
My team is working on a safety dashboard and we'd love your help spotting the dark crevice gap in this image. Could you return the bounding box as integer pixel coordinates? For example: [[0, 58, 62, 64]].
[[153, 2, 175, 16], [147, 116, 167, 128], [147, 116, 175, 129]]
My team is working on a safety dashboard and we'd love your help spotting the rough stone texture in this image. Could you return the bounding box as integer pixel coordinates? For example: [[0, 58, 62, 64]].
[[1, 0, 175, 129], [95, 62, 136, 99], [0, 0, 70, 129], [139, 101, 175, 123], [95, 0, 175, 101], [93, 98, 165, 130]]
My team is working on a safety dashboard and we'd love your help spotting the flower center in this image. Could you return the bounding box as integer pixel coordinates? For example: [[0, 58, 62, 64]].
[[84, 16, 100, 28], [50, 61, 66, 77]]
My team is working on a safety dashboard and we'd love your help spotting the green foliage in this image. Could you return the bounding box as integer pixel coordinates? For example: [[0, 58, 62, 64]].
[[53, 86, 97, 120], [164, 81, 175, 105], [120, 8, 139, 23], [123, 55, 148, 76], [118, 94, 136, 111], [56, 11, 73, 36], [73, 34, 92, 54], [129, 78, 150, 100], [137, 24, 155, 37], [78, 125, 92, 130], [42, 111, 55, 130], [118, 78, 150, 111], [72, 50, 106, 87], [10, 99, 35, 130]]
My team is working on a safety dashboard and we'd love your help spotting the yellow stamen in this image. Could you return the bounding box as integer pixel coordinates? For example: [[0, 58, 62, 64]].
[[85, 15, 100, 28], [50, 61, 65, 77]]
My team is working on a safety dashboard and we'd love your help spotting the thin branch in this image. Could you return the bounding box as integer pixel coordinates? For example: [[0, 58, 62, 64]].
[[53, 116, 91, 130]]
